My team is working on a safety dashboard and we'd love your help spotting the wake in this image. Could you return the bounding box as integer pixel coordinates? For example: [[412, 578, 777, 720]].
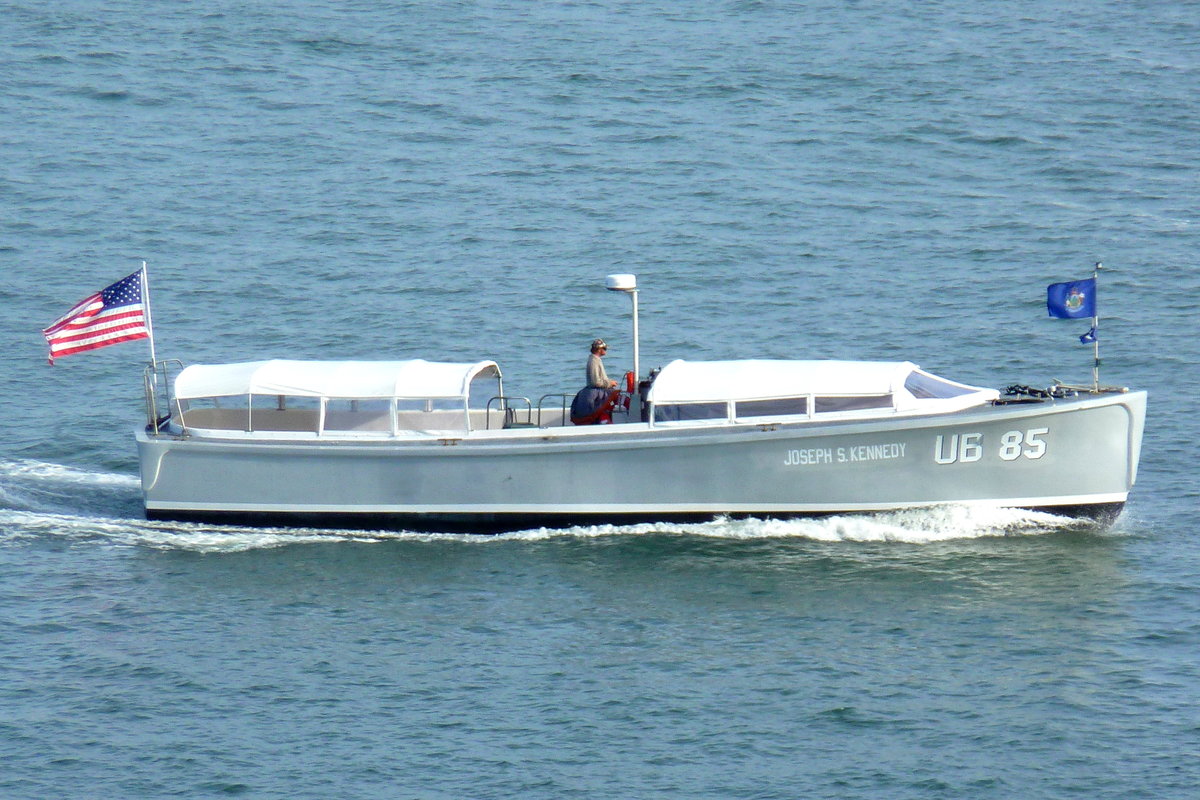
[[0, 457, 1094, 553]]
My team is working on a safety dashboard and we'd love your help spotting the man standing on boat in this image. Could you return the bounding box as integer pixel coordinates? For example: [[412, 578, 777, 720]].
[[587, 338, 618, 390]]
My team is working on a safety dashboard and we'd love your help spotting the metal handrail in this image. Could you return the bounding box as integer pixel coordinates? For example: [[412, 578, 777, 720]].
[[486, 396, 533, 429], [143, 359, 184, 434], [536, 394, 571, 428]]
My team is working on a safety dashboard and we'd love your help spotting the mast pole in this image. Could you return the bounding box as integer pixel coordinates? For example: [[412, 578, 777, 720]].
[[141, 260, 158, 367], [604, 274, 640, 382], [631, 287, 640, 385], [1092, 261, 1101, 391]]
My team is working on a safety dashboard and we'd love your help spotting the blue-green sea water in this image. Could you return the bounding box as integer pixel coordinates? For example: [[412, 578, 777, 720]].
[[2, 1, 1198, 797]]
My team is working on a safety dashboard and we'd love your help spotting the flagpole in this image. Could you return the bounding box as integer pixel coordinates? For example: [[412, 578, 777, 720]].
[[141, 261, 158, 367], [1092, 262, 1101, 391]]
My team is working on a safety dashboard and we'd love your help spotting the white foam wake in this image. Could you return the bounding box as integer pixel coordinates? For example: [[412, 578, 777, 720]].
[[0, 458, 139, 488], [0, 508, 374, 553], [0, 503, 1087, 553], [500, 504, 1084, 544], [0, 457, 142, 520]]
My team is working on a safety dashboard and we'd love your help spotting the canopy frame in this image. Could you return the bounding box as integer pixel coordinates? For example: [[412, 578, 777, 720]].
[[173, 359, 503, 435], [645, 359, 997, 425]]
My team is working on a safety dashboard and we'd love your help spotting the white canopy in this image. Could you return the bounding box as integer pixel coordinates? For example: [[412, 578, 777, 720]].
[[174, 359, 501, 401], [646, 359, 997, 412]]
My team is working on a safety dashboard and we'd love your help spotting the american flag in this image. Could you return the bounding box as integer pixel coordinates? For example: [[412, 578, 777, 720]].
[[43, 269, 150, 364]]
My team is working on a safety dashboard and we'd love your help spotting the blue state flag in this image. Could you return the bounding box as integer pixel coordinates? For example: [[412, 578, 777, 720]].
[[1047, 277, 1097, 319]]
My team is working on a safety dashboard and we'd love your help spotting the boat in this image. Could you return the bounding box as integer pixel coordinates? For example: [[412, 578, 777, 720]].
[[135, 276, 1146, 532]]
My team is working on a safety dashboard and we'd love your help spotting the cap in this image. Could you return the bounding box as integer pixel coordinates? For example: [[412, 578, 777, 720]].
[[591, 338, 608, 351]]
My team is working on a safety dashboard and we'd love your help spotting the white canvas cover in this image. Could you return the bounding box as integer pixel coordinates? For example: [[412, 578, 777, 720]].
[[646, 359, 997, 412], [174, 359, 501, 401]]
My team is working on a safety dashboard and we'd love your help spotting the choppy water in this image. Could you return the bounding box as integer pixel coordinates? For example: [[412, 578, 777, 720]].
[[2, 1, 1198, 797]]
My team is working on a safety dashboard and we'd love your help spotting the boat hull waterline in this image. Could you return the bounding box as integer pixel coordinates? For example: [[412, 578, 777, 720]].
[[138, 391, 1145, 533]]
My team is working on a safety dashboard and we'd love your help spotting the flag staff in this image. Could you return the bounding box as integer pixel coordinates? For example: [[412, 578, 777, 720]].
[[141, 261, 158, 367], [1091, 262, 1101, 391]]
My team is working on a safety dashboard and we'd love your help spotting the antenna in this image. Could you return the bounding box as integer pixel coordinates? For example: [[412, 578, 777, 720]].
[[605, 274, 640, 383]]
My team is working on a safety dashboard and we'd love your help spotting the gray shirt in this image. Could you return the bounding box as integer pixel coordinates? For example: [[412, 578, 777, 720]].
[[586, 352, 610, 389]]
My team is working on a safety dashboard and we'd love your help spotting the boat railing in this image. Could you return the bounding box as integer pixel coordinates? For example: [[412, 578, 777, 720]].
[[486, 396, 534, 429], [486, 394, 577, 429], [537, 394, 572, 428], [143, 359, 184, 434]]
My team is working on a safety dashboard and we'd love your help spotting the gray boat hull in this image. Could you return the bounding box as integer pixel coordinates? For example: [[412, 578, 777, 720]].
[[137, 391, 1145, 532]]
